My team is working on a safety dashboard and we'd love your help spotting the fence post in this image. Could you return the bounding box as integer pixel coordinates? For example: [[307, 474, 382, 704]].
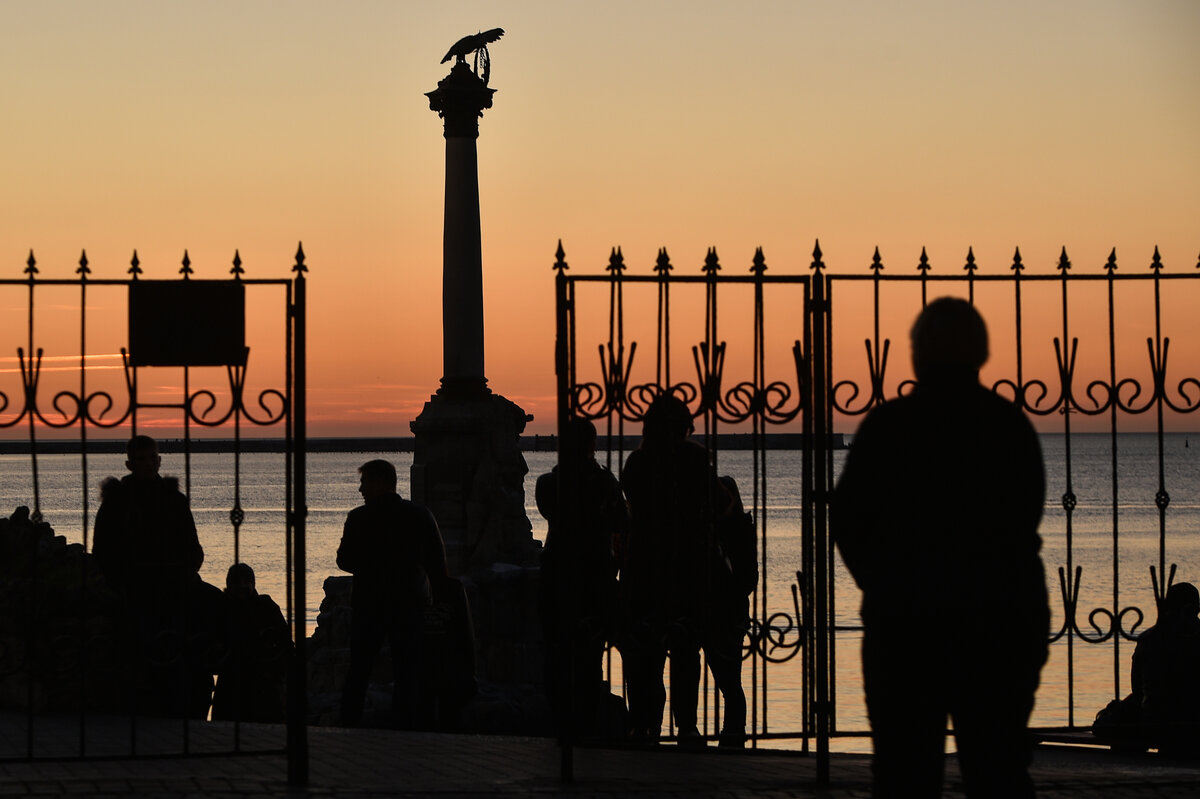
[[809, 244, 831, 785], [288, 246, 309, 785]]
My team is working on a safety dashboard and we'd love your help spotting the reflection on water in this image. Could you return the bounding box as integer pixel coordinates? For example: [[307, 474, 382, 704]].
[[3, 432, 1197, 747]]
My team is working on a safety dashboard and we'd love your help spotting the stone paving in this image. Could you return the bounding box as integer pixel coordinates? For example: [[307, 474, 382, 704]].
[[1, 718, 1198, 797]]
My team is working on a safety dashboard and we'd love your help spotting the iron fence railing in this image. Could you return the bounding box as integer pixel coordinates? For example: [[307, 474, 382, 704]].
[[554, 240, 1199, 778], [0, 246, 307, 781]]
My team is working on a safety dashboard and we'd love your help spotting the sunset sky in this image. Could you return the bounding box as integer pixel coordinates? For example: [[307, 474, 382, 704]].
[[2, 1, 1197, 437]]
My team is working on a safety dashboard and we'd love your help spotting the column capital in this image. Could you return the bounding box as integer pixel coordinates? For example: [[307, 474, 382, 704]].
[[426, 62, 496, 139]]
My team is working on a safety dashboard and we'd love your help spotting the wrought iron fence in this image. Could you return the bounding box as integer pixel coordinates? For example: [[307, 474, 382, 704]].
[[553, 239, 1199, 776], [0, 246, 308, 780]]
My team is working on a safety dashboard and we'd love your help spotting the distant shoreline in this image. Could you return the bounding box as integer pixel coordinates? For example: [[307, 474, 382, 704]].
[[0, 433, 846, 455]]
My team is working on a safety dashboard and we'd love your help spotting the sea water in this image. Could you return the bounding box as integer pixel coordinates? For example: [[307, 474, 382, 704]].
[[2, 433, 1197, 745]]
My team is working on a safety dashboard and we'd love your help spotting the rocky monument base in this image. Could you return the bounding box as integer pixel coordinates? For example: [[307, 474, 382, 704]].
[[410, 389, 540, 574]]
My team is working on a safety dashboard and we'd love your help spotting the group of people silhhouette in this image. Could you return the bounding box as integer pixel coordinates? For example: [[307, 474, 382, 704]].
[[537, 397, 757, 748], [91, 435, 290, 722], [79, 299, 1198, 795]]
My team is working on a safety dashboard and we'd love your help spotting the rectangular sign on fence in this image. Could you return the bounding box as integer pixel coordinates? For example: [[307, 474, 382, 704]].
[[128, 280, 246, 367]]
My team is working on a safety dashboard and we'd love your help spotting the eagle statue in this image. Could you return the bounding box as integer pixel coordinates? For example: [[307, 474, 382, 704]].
[[440, 28, 505, 86]]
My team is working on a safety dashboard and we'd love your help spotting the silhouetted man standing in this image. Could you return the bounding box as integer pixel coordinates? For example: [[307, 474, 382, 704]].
[[620, 393, 722, 745], [536, 417, 628, 739], [833, 298, 1049, 798], [93, 434, 213, 717], [337, 459, 447, 728]]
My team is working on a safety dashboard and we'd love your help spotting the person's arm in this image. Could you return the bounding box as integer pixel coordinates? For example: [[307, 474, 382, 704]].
[[335, 512, 361, 574], [831, 408, 885, 590], [181, 501, 203, 573]]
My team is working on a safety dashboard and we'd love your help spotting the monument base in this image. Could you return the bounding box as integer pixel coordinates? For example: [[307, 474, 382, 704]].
[[410, 389, 539, 576]]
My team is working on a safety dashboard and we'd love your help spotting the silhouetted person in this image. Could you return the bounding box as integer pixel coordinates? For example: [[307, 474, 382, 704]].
[[337, 459, 447, 728], [833, 297, 1049, 798], [620, 393, 723, 745], [1135, 582, 1200, 752], [536, 417, 629, 740], [93, 435, 217, 718], [1095, 581, 1200, 755], [212, 563, 291, 722], [703, 475, 756, 747]]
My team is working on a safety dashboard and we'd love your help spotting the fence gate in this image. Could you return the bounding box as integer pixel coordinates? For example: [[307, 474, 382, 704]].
[[0, 246, 308, 781], [554, 240, 1200, 781]]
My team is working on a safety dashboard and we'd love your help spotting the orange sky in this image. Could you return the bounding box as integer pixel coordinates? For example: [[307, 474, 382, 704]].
[[2, 1, 1198, 437]]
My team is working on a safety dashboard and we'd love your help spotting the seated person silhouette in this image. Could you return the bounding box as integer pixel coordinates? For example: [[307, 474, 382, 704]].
[[212, 563, 291, 722], [337, 459, 447, 728], [93, 435, 219, 718], [536, 417, 629, 741], [1094, 581, 1200, 755]]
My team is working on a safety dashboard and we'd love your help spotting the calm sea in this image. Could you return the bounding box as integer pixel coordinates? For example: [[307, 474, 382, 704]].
[[3, 433, 1197, 745]]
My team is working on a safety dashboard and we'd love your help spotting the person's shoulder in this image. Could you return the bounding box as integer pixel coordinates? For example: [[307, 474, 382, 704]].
[[344, 503, 370, 522], [99, 476, 124, 502], [398, 496, 439, 526], [973, 385, 1036, 431], [677, 439, 709, 463], [160, 475, 188, 498], [853, 395, 910, 436], [255, 593, 285, 616]]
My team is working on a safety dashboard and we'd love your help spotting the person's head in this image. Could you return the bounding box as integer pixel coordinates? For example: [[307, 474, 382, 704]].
[[641, 393, 694, 444], [1162, 581, 1200, 625], [358, 459, 397, 501], [561, 417, 598, 463], [226, 562, 256, 598], [910, 297, 989, 382], [125, 435, 161, 481], [719, 475, 743, 515]]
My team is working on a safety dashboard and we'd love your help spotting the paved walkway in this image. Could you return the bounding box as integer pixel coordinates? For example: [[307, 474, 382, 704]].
[[1, 719, 1199, 797]]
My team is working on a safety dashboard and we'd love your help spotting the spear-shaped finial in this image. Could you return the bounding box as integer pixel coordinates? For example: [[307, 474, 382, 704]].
[[1011, 246, 1024, 273], [750, 246, 767, 275], [77, 249, 90, 278], [917, 247, 931, 274], [869, 246, 884, 274], [1056, 246, 1071, 273], [606, 246, 626, 273], [1104, 247, 1118, 274], [231, 249, 244, 279], [810, 240, 824, 272], [553, 239, 568, 273], [180, 249, 193, 279], [293, 241, 308, 273], [1150, 245, 1163, 273], [25, 250, 37, 279], [654, 246, 673, 275], [129, 249, 143, 279]]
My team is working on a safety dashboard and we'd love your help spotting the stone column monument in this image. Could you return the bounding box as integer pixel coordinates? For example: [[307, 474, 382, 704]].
[[414, 32, 539, 577]]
